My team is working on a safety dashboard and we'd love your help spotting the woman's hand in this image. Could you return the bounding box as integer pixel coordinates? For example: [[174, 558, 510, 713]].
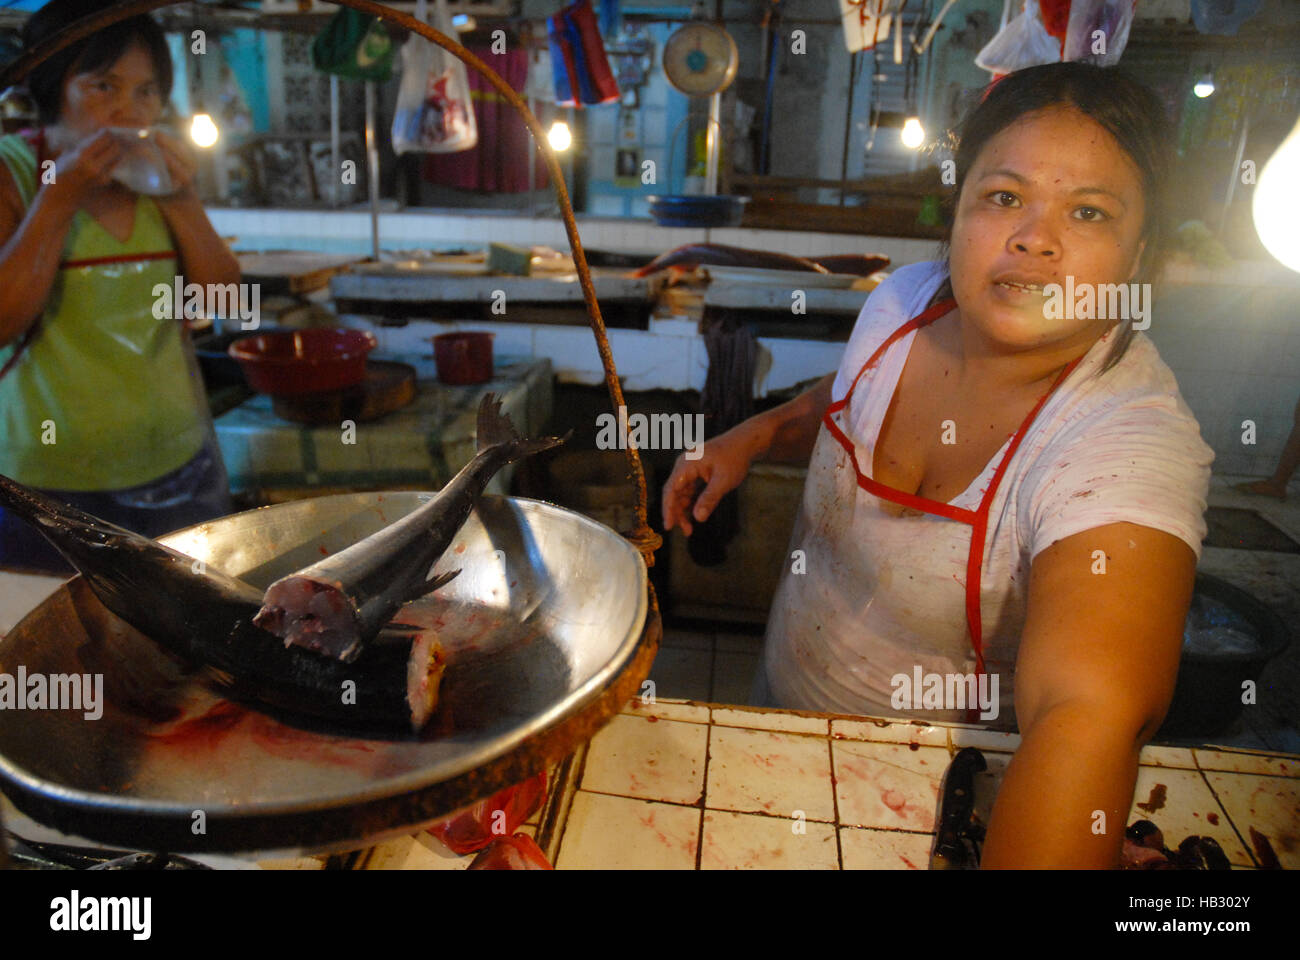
[[151, 129, 200, 201], [661, 423, 762, 536], [46, 129, 125, 209]]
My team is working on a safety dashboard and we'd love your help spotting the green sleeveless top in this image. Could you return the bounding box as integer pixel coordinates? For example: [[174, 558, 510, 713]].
[[0, 131, 205, 491]]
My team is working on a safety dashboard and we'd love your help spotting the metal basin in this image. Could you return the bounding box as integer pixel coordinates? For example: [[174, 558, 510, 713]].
[[0, 493, 657, 855]]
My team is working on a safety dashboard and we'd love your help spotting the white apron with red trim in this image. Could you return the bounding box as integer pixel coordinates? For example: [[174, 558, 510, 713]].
[[761, 298, 1084, 727]]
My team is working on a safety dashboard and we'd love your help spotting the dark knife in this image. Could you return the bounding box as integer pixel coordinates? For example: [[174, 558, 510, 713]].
[[930, 747, 987, 869]]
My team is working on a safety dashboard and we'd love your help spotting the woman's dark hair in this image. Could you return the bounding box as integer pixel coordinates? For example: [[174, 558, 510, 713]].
[[932, 62, 1175, 376], [20, 0, 172, 125]]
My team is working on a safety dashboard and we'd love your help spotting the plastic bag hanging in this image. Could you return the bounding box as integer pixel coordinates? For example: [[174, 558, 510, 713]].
[[839, 0, 894, 55], [1063, 0, 1138, 66], [311, 6, 395, 83], [391, 0, 478, 153], [975, 0, 1063, 76]]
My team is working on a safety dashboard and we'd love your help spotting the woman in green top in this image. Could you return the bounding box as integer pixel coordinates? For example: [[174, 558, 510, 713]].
[[0, 0, 240, 571]]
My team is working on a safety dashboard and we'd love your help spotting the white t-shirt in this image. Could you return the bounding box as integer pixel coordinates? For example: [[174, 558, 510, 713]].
[[761, 260, 1215, 728]]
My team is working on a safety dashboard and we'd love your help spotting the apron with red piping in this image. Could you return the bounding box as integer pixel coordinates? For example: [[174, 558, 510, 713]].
[[762, 296, 1085, 724]]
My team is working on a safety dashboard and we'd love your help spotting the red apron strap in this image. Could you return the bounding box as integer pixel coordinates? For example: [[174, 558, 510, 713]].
[[823, 298, 977, 521], [962, 351, 1087, 720]]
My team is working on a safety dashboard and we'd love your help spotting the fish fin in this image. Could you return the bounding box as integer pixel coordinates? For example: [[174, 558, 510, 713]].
[[475, 394, 571, 460], [475, 392, 520, 450], [407, 567, 461, 602]]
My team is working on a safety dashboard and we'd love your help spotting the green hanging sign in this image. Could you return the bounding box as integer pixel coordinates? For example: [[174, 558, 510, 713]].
[[311, 8, 394, 83]]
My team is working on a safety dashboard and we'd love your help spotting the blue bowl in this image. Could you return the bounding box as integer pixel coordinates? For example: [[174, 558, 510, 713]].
[[647, 195, 748, 228]]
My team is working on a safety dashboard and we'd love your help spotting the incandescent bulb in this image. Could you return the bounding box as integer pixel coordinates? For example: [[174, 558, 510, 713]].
[[1252, 115, 1300, 273], [190, 112, 218, 147], [547, 121, 572, 152], [1193, 74, 1215, 98], [901, 116, 924, 150]]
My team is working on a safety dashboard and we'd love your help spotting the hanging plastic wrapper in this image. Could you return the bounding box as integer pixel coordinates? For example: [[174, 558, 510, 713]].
[[523, 45, 556, 103], [1063, 0, 1138, 66], [839, 0, 895, 55], [975, 0, 1063, 76], [391, 0, 478, 154], [310, 5, 395, 83], [547, 0, 620, 107]]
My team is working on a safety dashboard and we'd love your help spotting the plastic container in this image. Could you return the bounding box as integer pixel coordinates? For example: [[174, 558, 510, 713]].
[[646, 194, 748, 228], [1157, 573, 1290, 739], [433, 332, 494, 385], [227, 328, 376, 396], [106, 126, 175, 196]]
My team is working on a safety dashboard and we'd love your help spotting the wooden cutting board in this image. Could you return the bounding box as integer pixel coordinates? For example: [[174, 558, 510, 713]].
[[271, 361, 417, 425]]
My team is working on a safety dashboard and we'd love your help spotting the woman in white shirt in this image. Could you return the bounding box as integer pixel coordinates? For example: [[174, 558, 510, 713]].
[[662, 62, 1214, 869]]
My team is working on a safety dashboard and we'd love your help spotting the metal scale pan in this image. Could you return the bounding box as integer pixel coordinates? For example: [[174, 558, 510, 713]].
[[0, 493, 658, 855]]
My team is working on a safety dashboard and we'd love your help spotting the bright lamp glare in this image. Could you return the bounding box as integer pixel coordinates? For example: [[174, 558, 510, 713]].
[[1252, 116, 1300, 273], [1193, 76, 1215, 98], [547, 121, 572, 152], [190, 113, 218, 147], [900, 116, 924, 150]]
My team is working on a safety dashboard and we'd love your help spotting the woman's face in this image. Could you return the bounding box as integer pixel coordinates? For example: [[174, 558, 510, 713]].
[[57, 42, 164, 136], [948, 106, 1147, 354]]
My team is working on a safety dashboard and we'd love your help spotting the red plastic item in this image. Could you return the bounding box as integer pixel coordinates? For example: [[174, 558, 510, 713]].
[[227, 328, 377, 396], [427, 770, 548, 855], [432, 331, 494, 385], [468, 833, 553, 870], [565, 0, 620, 105]]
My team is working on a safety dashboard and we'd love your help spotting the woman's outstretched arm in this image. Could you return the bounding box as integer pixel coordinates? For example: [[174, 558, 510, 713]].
[[980, 521, 1196, 868]]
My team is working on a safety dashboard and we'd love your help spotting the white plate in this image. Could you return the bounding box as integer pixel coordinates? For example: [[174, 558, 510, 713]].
[[704, 265, 858, 289]]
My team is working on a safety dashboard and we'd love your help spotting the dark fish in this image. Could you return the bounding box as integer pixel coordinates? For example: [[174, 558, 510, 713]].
[[628, 243, 830, 278], [0, 473, 444, 732], [808, 254, 891, 276], [254, 393, 570, 663]]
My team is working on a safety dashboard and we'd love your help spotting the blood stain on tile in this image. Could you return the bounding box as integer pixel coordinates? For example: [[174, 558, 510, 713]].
[[1249, 827, 1282, 869], [1136, 783, 1166, 813], [1207, 812, 1219, 825]]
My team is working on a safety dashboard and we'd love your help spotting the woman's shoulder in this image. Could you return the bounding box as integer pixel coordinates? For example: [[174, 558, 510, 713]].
[[1030, 329, 1211, 469], [846, 260, 948, 341]]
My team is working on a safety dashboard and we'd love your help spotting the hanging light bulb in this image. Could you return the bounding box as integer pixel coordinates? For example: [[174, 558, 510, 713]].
[[901, 116, 924, 150], [190, 112, 218, 147], [547, 121, 572, 152], [1193, 72, 1215, 98], [1252, 114, 1300, 273]]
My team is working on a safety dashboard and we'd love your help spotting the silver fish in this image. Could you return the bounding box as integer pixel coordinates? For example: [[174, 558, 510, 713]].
[[253, 393, 569, 662]]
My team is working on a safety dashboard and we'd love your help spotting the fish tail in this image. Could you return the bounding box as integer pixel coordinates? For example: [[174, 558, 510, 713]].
[[0, 472, 124, 545], [475, 393, 571, 460]]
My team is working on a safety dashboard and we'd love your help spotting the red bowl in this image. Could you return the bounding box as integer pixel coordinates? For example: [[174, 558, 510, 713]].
[[228, 328, 377, 396], [433, 332, 494, 385]]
